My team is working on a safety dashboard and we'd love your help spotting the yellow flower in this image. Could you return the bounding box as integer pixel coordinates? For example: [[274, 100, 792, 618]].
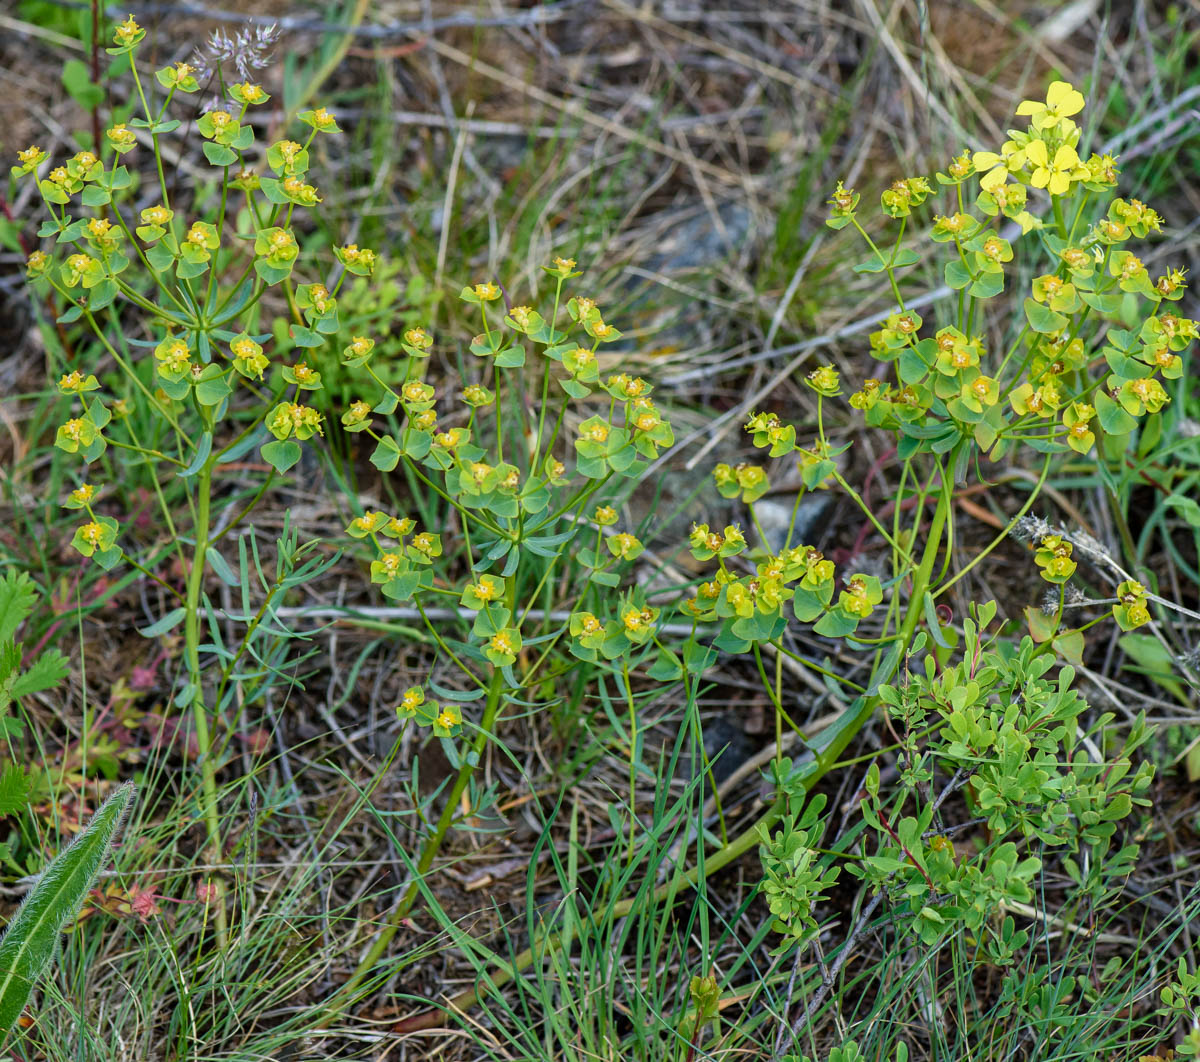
[[1026, 140, 1085, 196], [338, 243, 376, 271], [411, 532, 438, 555], [468, 579, 498, 602], [404, 327, 432, 349], [16, 145, 45, 171], [1063, 402, 1095, 453], [621, 608, 646, 633], [972, 141, 1027, 191], [828, 180, 857, 215], [309, 107, 337, 130], [1016, 80, 1085, 131], [70, 483, 96, 506], [473, 282, 501, 301], [237, 82, 266, 104], [430, 703, 460, 736], [609, 533, 641, 560], [946, 151, 973, 179], [113, 13, 142, 46], [571, 612, 603, 639], [806, 365, 840, 396], [282, 177, 321, 205], [1155, 268, 1187, 299]]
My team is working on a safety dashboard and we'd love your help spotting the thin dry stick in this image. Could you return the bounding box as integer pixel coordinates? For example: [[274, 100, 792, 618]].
[[776, 890, 885, 1059]]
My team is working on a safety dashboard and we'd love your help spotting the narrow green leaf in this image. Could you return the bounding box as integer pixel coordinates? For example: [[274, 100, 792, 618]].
[[922, 591, 951, 648], [137, 607, 186, 638], [179, 431, 213, 479], [206, 547, 239, 586]]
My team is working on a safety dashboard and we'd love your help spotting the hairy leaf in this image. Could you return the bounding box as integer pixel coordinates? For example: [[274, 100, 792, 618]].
[[0, 782, 136, 1042]]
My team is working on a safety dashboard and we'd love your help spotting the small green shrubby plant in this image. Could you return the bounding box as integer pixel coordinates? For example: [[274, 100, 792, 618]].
[[855, 606, 1151, 961], [370, 81, 1190, 1049], [1160, 959, 1200, 1058]]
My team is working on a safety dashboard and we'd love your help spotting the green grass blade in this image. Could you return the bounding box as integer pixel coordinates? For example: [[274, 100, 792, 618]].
[[0, 781, 136, 1042]]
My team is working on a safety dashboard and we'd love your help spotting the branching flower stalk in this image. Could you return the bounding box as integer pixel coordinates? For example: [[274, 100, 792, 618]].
[[15, 19, 357, 953]]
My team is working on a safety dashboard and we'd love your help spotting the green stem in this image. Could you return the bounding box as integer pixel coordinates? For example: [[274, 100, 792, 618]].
[[122, 554, 183, 600], [850, 216, 905, 308], [106, 437, 186, 467], [936, 454, 1051, 598], [339, 662, 507, 1003], [1052, 195, 1067, 239], [183, 452, 228, 949], [130, 62, 174, 218]]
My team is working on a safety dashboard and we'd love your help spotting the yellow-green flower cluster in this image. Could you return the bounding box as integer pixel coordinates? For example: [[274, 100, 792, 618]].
[[1112, 580, 1150, 631], [266, 401, 323, 441], [395, 686, 461, 738], [1034, 534, 1076, 584], [567, 591, 659, 660], [713, 462, 770, 503]]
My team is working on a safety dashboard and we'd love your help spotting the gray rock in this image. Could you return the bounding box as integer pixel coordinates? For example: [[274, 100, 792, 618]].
[[754, 493, 834, 554]]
